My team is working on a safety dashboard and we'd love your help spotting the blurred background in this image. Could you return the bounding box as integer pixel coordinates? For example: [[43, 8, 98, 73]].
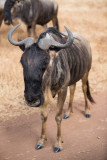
[[0, 0, 107, 121]]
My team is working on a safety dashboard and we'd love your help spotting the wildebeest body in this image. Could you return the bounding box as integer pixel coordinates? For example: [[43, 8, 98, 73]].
[[4, 0, 59, 37], [49, 33, 92, 97], [12, 0, 57, 25]]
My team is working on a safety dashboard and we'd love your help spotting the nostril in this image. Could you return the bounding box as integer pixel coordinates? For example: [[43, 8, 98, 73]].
[[27, 99, 32, 103], [26, 96, 33, 103]]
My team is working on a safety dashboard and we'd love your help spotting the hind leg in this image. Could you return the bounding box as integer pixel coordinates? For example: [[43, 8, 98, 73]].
[[27, 22, 37, 39], [52, 16, 59, 31], [32, 22, 36, 39], [63, 84, 76, 119], [82, 73, 91, 118], [0, 12, 3, 27], [27, 25, 32, 37]]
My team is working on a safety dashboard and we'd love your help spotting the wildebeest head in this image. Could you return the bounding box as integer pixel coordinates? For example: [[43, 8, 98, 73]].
[[20, 45, 50, 107], [8, 24, 73, 107]]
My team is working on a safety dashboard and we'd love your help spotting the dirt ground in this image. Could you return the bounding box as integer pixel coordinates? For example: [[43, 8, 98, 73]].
[[0, 91, 107, 160], [0, 0, 107, 159]]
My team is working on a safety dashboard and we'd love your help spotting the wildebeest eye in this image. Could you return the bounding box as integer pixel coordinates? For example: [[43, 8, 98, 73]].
[[40, 63, 46, 72], [42, 66, 46, 72]]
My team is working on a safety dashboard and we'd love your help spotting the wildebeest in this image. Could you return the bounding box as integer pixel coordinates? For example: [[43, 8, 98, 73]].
[[8, 24, 95, 152], [0, 0, 24, 28], [4, 0, 59, 37]]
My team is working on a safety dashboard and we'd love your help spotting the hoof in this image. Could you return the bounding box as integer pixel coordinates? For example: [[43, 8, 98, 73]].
[[54, 147, 62, 153], [85, 114, 91, 118], [36, 144, 43, 150], [63, 114, 69, 119]]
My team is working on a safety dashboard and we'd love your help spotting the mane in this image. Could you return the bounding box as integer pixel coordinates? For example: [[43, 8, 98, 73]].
[[45, 27, 65, 37], [38, 27, 65, 42]]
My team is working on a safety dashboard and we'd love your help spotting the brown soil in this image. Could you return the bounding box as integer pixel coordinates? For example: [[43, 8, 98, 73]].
[[0, 91, 107, 160], [0, 0, 107, 159]]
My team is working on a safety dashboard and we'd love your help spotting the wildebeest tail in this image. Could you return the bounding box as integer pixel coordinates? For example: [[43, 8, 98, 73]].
[[86, 80, 95, 103]]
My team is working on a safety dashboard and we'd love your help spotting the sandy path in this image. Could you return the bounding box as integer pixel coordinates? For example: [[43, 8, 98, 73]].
[[0, 91, 107, 160]]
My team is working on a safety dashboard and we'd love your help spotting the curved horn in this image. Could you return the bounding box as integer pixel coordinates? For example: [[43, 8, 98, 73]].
[[38, 26, 73, 50], [8, 24, 34, 48]]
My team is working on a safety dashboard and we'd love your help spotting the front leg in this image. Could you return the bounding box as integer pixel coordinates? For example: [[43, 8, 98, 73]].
[[36, 105, 48, 150], [54, 87, 67, 152], [64, 84, 76, 119]]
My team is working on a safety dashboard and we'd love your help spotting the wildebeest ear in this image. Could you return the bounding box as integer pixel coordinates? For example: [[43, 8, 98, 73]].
[[19, 45, 25, 51], [18, 39, 25, 51]]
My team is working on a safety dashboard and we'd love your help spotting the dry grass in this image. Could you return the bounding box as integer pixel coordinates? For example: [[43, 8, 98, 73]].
[[0, 0, 107, 121]]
